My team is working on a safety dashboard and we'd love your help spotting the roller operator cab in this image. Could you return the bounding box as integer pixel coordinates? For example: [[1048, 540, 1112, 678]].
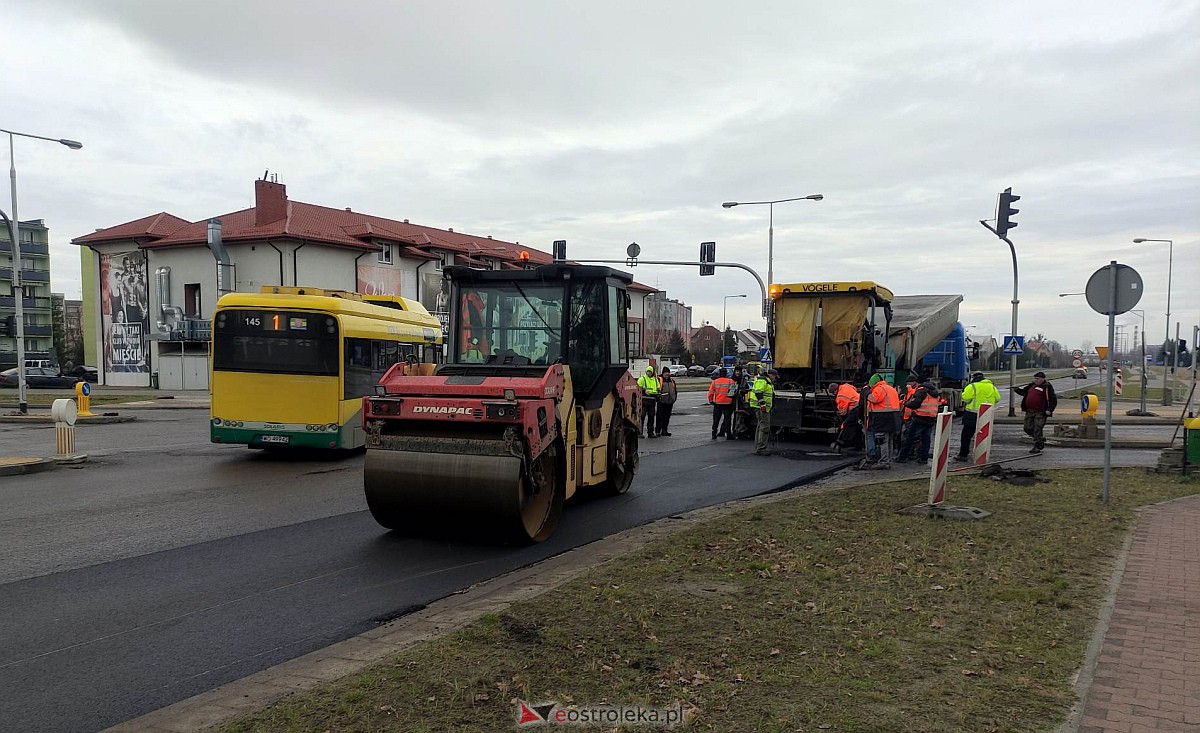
[[362, 265, 641, 543]]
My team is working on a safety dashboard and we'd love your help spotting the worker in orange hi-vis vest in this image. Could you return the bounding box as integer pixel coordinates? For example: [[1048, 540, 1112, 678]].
[[861, 373, 901, 467], [707, 368, 737, 439], [828, 381, 863, 454]]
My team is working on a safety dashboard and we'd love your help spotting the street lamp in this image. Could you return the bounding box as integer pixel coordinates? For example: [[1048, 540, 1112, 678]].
[[722, 294, 747, 356], [721, 194, 823, 289], [1127, 308, 1150, 416], [2, 128, 83, 414], [1132, 237, 1174, 404]]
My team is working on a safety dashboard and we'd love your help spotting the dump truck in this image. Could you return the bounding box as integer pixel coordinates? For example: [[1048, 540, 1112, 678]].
[[766, 281, 963, 436], [361, 264, 641, 543]]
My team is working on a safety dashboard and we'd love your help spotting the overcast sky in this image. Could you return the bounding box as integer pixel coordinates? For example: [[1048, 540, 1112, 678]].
[[4, 0, 1197, 352]]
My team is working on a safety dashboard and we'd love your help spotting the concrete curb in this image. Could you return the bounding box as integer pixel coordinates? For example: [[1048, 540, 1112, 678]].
[[0, 457, 57, 476], [0, 414, 137, 424]]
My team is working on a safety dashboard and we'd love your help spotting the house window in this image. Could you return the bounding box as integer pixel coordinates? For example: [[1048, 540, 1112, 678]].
[[378, 242, 392, 264], [627, 320, 643, 358], [434, 251, 450, 270], [184, 283, 201, 317]]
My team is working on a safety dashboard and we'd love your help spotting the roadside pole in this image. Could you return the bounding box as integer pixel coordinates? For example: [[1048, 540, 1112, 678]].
[[1085, 261, 1143, 505]]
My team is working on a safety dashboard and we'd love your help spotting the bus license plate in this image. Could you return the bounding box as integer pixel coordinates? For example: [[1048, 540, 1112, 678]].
[[259, 435, 290, 445]]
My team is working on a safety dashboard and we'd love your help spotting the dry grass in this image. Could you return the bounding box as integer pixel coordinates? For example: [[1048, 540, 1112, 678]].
[[220, 468, 1199, 733]]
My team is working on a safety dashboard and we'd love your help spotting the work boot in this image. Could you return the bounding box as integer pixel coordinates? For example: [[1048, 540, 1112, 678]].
[[1029, 445, 1042, 453]]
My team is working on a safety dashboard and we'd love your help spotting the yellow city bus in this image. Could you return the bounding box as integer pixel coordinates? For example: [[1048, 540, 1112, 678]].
[[210, 286, 443, 450]]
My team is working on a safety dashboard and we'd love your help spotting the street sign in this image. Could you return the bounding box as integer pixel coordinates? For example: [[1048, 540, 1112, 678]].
[[759, 347, 772, 362], [1086, 263, 1143, 315], [1001, 335, 1024, 355], [1072, 349, 1084, 359], [1095, 346, 1109, 359], [1072, 358, 1082, 368]]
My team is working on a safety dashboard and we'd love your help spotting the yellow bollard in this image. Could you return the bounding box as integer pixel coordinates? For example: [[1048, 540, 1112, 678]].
[[75, 380, 95, 417]]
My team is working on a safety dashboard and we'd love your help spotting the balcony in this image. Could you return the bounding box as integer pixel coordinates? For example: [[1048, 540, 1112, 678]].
[[0, 267, 52, 284], [0, 241, 49, 256], [158, 318, 212, 341], [0, 295, 52, 310]]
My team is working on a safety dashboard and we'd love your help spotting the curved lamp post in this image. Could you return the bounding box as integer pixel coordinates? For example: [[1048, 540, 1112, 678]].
[[2, 128, 83, 414], [1132, 238, 1174, 404], [721, 194, 823, 288]]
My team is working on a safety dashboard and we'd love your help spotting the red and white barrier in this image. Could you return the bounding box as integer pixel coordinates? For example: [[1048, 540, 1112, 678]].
[[973, 402, 995, 466], [1114, 369, 1123, 396], [928, 410, 953, 505]]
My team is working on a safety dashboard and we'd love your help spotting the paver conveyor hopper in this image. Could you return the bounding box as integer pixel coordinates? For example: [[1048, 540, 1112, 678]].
[[361, 264, 641, 543]]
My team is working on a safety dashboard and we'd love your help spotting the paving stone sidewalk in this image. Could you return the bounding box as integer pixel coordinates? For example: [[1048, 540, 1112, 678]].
[[1073, 495, 1200, 733]]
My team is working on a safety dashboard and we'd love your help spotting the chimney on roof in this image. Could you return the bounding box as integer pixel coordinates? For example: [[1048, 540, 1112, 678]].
[[254, 178, 288, 226], [448, 228, 454, 233]]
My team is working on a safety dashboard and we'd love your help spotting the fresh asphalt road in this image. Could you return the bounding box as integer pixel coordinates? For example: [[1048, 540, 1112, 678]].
[[0, 393, 852, 733]]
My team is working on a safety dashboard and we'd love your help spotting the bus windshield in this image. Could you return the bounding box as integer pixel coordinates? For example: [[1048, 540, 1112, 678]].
[[456, 284, 564, 365], [213, 309, 340, 376]]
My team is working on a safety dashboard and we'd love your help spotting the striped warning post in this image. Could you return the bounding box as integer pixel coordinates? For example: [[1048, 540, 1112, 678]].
[[1114, 369, 1123, 396], [973, 402, 996, 466], [928, 410, 954, 505], [56, 424, 75, 456]]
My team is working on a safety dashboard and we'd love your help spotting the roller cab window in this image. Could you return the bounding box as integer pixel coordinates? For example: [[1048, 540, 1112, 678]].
[[454, 284, 564, 366]]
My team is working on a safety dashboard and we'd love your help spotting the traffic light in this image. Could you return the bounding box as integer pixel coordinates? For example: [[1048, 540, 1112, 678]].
[[699, 241, 716, 276], [996, 187, 1020, 238], [0, 315, 13, 337]]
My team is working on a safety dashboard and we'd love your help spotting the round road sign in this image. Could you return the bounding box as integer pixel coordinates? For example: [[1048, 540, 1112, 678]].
[[1072, 349, 1084, 359], [1072, 358, 1082, 367], [1086, 262, 1143, 315]]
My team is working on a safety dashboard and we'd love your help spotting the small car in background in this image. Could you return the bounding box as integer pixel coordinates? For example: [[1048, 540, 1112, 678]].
[[66, 365, 99, 382], [1074, 367, 1088, 379], [686, 364, 707, 377], [0, 367, 85, 389]]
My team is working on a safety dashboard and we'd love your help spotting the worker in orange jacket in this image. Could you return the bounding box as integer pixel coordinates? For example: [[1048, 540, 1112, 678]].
[[862, 373, 901, 467], [707, 368, 737, 439], [896, 375, 920, 453], [828, 381, 863, 453]]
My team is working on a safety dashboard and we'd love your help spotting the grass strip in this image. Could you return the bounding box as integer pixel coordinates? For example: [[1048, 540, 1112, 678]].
[[220, 468, 1198, 733]]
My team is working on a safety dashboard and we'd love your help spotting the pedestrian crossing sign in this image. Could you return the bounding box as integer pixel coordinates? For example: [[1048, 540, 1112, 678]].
[[759, 347, 772, 362], [1001, 335, 1025, 355]]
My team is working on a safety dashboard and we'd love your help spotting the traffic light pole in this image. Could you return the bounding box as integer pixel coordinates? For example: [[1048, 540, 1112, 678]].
[[568, 259, 769, 317], [980, 220, 1019, 416]]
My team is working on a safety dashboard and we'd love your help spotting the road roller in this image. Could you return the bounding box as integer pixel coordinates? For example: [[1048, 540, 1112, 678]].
[[362, 264, 641, 543]]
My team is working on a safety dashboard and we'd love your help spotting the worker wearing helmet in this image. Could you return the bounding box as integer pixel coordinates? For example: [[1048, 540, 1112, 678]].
[[956, 371, 1001, 461], [748, 368, 778, 456], [637, 365, 661, 438]]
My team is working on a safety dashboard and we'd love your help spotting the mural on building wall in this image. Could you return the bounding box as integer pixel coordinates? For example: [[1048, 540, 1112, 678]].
[[356, 264, 403, 297], [99, 251, 150, 374]]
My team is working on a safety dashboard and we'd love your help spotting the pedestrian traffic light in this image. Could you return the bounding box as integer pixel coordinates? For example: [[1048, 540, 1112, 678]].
[[700, 241, 716, 276], [996, 187, 1020, 238]]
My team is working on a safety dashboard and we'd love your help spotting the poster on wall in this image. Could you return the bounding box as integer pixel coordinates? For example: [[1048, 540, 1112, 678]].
[[421, 268, 450, 336], [356, 264, 403, 297], [99, 250, 150, 383]]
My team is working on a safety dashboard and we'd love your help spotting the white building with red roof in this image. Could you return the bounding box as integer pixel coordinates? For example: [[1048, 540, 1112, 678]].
[[71, 177, 656, 388]]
